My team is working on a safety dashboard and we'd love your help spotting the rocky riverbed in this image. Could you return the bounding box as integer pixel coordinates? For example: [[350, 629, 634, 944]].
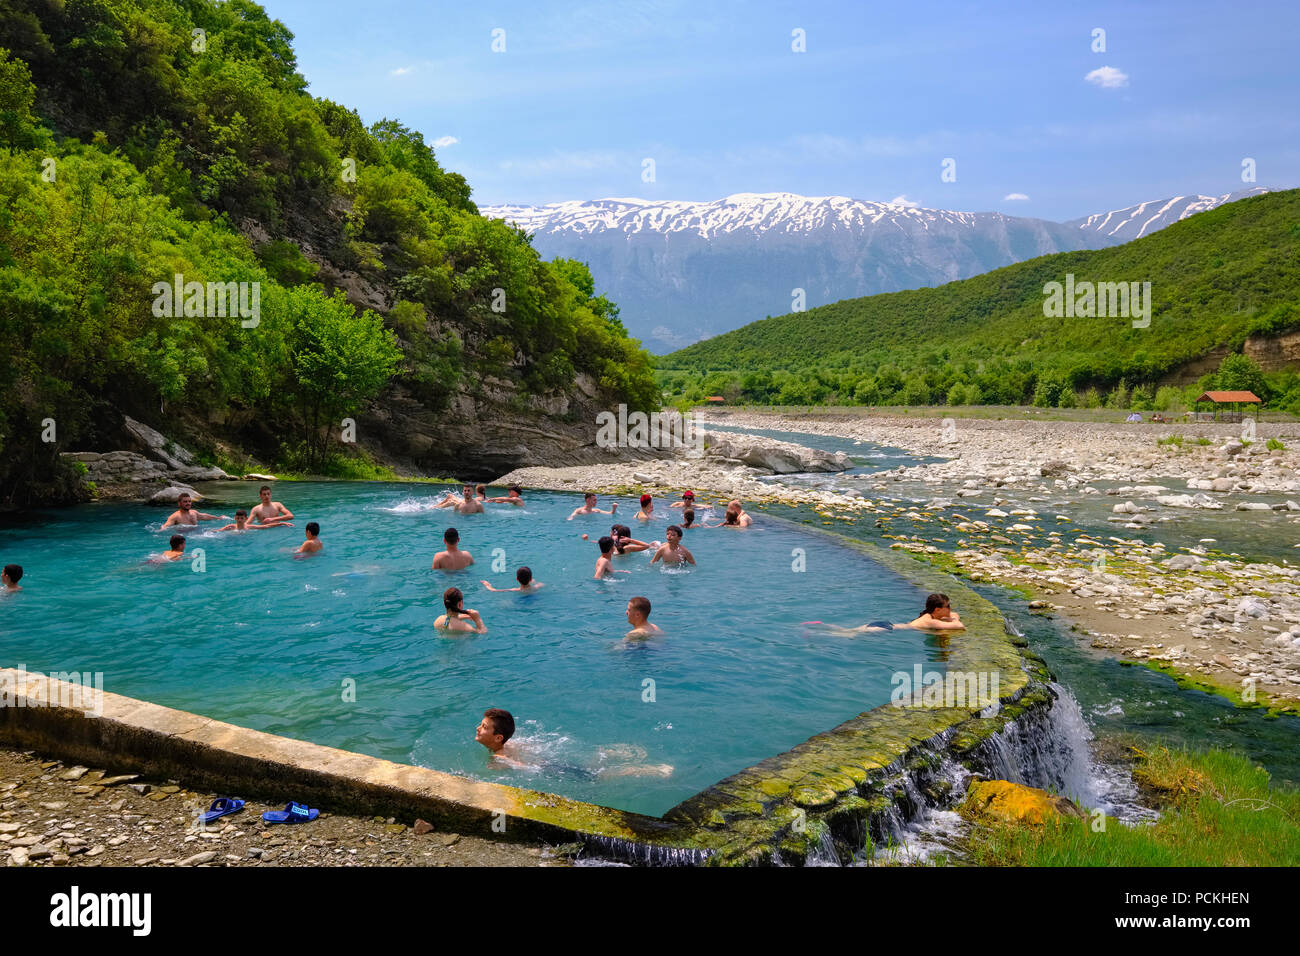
[[498, 410, 1300, 712], [0, 749, 560, 868]]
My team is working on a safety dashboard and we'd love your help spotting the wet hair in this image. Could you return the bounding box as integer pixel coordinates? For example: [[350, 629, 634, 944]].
[[639, 494, 652, 507], [260, 485, 271, 494], [723, 509, 739, 525], [584, 492, 596, 501], [508, 484, 522, 496], [598, 535, 615, 555], [683, 509, 695, 527], [177, 493, 192, 503], [3, 564, 22, 583], [169, 535, 185, 550], [444, 586, 465, 613], [305, 522, 320, 536], [475, 484, 486, 495], [483, 708, 515, 742], [666, 524, 683, 539], [629, 595, 651, 618], [234, 508, 247, 517], [924, 593, 951, 616], [444, 527, 459, 544], [612, 524, 630, 538], [516, 566, 532, 586]]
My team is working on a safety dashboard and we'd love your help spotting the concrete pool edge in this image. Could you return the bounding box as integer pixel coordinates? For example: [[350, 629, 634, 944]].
[[0, 527, 1049, 866]]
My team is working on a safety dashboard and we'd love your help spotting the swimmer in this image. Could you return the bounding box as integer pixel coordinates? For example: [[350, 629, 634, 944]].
[[650, 525, 695, 566], [432, 527, 474, 570], [724, 500, 754, 527], [475, 484, 488, 502], [248, 485, 293, 525], [484, 484, 526, 507], [445, 485, 484, 515], [568, 492, 617, 519], [436, 586, 486, 633], [294, 521, 322, 554], [668, 490, 697, 509], [907, 593, 965, 631], [475, 708, 522, 764], [482, 567, 544, 592], [625, 595, 662, 638], [611, 524, 653, 554], [2, 564, 23, 591], [635, 493, 654, 521], [595, 536, 630, 579], [681, 508, 697, 529], [161, 492, 228, 528], [161, 534, 186, 561], [218, 508, 291, 532]]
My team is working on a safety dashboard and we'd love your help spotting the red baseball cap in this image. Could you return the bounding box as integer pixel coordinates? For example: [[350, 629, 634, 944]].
[[682, 491, 695, 499]]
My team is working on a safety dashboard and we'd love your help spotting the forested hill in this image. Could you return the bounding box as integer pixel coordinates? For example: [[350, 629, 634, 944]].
[[0, 0, 657, 506], [660, 189, 1300, 409]]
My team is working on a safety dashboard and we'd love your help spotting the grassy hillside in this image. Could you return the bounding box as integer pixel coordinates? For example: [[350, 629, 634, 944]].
[[0, 0, 656, 506], [660, 189, 1300, 410]]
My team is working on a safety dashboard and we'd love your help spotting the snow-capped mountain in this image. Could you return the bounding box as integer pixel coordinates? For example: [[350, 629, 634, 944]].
[[483, 188, 1267, 355], [1066, 187, 1270, 242]]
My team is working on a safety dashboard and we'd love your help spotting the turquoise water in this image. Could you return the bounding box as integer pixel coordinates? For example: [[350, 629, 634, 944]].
[[0, 483, 942, 816]]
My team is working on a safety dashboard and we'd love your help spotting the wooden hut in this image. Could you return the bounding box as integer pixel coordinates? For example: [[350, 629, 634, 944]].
[[1193, 390, 1261, 423]]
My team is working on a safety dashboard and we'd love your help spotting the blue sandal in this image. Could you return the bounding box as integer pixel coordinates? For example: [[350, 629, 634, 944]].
[[262, 801, 319, 823], [199, 797, 245, 824]]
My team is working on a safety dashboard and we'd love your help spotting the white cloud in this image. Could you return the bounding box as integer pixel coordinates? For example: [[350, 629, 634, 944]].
[[432, 136, 459, 149], [390, 66, 413, 76], [887, 194, 919, 208], [1085, 66, 1129, 89], [1004, 192, 1030, 201]]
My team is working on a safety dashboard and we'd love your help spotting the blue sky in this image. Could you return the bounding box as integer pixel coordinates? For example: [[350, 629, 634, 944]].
[[262, 0, 1299, 220]]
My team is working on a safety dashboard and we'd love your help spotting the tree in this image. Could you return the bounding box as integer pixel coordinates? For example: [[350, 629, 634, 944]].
[[1215, 352, 1267, 399]]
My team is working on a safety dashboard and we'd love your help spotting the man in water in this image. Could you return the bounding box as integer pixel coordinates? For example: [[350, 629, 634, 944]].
[[635, 493, 654, 521], [724, 499, 753, 527], [161, 534, 186, 561], [474, 707, 671, 777], [669, 490, 697, 510], [295, 522, 323, 555], [249, 485, 293, 525], [2, 564, 23, 591], [651, 525, 695, 566], [625, 595, 662, 638], [449, 485, 484, 514], [594, 536, 629, 579], [433, 527, 474, 570], [908, 593, 965, 630], [485, 485, 526, 507], [218, 508, 291, 532], [482, 567, 544, 592], [161, 492, 227, 528], [568, 492, 617, 519]]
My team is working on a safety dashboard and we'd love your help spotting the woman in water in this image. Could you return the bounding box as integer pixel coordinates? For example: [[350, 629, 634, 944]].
[[610, 524, 654, 554], [435, 586, 487, 633]]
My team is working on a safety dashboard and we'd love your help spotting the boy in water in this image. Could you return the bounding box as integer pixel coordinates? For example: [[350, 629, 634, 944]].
[[568, 492, 617, 519], [433, 527, 474, 570], [485, 484, 526, 507], [249, 485, 293, 525], [475, 708, 520, 763], [218, 508, 291, 532], [594, 536, 630, 579], [2, 564, 23, 591], [651, 525, 695, 566], [625, 595, 662, 638], [295, 522, 323, 554], [162, 535, 186, 561], [162, 492, 227, 528], [482, 567, 544, 592]]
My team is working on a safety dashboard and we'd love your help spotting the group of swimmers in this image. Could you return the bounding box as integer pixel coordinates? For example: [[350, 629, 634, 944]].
[[155, 486, 322, 560]]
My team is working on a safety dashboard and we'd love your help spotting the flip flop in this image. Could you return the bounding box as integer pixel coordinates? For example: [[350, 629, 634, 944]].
[[199, 797, 245, 825], [262, 801, 319, 824]]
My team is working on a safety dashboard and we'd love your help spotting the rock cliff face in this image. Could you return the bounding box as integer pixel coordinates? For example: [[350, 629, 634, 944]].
[[1244, 329, 1300, 372]]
